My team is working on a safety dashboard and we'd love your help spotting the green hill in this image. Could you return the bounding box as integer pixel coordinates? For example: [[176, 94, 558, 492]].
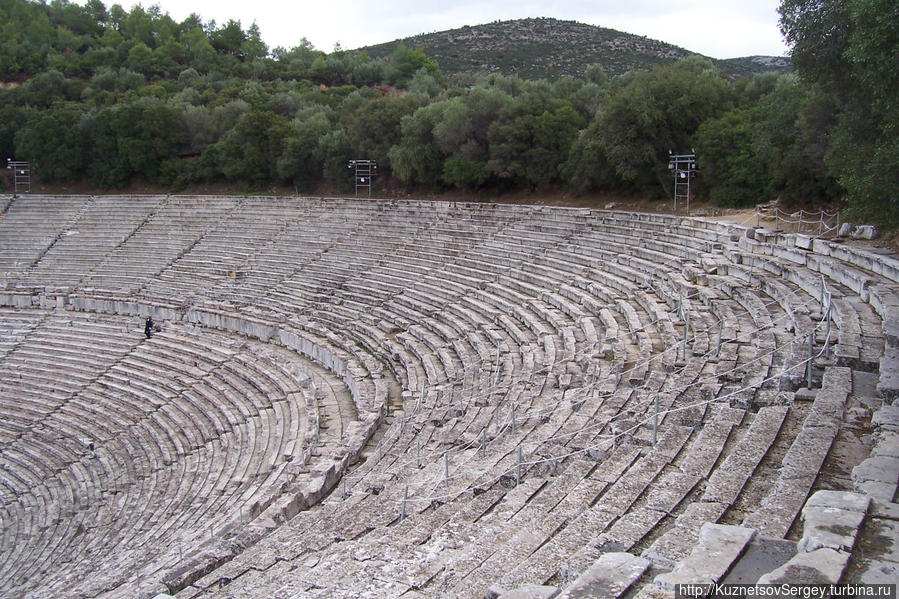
[[360, 18, 790, 79]]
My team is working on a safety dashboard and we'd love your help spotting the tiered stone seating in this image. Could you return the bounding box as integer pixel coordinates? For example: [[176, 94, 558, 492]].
[[23, 195, 165, 289], [0, 308, 367, 598], [0, 195, 93, 278], [0, 195, 895, 599], [80, 195, 241, 295]]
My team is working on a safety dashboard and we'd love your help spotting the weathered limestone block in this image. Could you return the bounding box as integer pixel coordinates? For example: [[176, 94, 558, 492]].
[[757, 548, 849, 584], [853, 456, 899, 486], [557, 552, 650, 599], [874, 431, 899, 458], [797, 491, 869, 553], [877, 346, 899, 402], [852, 455, 899, 502], [804, 489, 871, 513], [654, 524, 755, 591], [495, 585, 561, 599], [873, 405, 899, 431], [852, 225, 878, 240]]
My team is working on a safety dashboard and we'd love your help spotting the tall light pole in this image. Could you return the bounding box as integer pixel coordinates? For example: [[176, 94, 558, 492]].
[[668, 151, 696, 213], [347, 160, 377, 197], [7, 160, 31, 194]]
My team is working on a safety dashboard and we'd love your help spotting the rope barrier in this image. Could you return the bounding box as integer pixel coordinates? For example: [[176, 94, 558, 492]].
[[337, 283, 830, 506], [381, 314, 833, 507], [298, 208, 845, 510], [756, 205, 842, 236]]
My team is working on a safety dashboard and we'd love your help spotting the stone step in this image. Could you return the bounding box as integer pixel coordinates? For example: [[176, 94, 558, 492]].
[[555, 552, 651, 599], [654, 523, 756, 590], [742, 366, 851, 537], [702, 405, 789, 506]]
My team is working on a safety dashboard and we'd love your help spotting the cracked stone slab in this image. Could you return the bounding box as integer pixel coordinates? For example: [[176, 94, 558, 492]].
[[642, 502, 730, 568], [757, 548, 849, 585], [870, 499, 899, 520], [557, 552, 651, 599], [798, 504, 866, 553], [654, 524, 755, 591], [872, 405, 899, 432], [855, 480, 898, 502]]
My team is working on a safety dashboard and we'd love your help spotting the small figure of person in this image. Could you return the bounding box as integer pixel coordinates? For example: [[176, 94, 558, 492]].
[[144, 316, 154, 339]]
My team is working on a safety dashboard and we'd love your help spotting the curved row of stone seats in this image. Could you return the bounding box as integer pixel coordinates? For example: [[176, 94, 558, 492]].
[[179, 354, 764, 592], [0, 310, 142, 444], [216, 204, 596, 428], [0, 307, 372, 599], [0, 197, 894, 599], [147, 203, 892, 599], [264, 204, 804, 452], [246, 206, 552, 412], [22, 195, 166, 289], [498, 223, 896, 597], [7, 202, 824, 446], [179, 390, 720, 591], [0, 195, 94, 277], [79, 195, 242, 295], [137, 196, 307, 304]]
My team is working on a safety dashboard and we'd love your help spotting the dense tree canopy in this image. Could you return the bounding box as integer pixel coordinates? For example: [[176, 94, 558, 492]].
[[2, 0, 885, 224], [779, 0, 899, 225]]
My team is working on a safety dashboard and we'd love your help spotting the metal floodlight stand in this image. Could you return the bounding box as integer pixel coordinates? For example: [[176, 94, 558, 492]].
[[668, 151, 696, 213], [347, 159, 377, 197], [7, 160, 31, 194]]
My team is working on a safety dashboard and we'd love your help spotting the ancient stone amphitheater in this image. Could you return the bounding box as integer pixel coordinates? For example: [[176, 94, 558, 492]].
[[0, 194, 896, 599]]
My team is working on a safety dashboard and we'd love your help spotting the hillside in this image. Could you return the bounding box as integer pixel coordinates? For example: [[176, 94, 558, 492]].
[[2, 1, 830, 213], [361, 18, 791, 79]]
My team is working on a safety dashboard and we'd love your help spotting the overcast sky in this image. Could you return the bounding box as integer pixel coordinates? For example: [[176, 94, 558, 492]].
[[116, 0, 791, 59]]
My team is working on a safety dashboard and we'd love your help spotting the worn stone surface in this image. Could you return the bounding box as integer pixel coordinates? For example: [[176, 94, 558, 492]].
[[633, 584, 676, 599], [854, 481, 898, 502], [557, 552, 650, 599], [877, 348, 899, 401], [846, 499, 899, 585], [794, 387, 818, 401], [2, 198, 898, 599], [496, 585, 561, 599], [875, 431, 899, 458], [852, 455, 899, 485], [870, 499, 899, 520], [721, 537, 796, 584], [852, 225, 878, 240], [804, 490, 871, 514], [858, 560, 899, 584], [798, 504, 866, 552], [642, 502, 730, 568], [757, 548, 850, 584], [872, 405, 899, 431], [654, 524, 755, 590], [862, 517, 899, 564]]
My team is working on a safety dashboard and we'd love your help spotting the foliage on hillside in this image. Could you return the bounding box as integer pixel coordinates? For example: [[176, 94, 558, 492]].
[[779, 0, 898, 226], [1, 0, 891, 226], [360, 18, 792, 80]]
